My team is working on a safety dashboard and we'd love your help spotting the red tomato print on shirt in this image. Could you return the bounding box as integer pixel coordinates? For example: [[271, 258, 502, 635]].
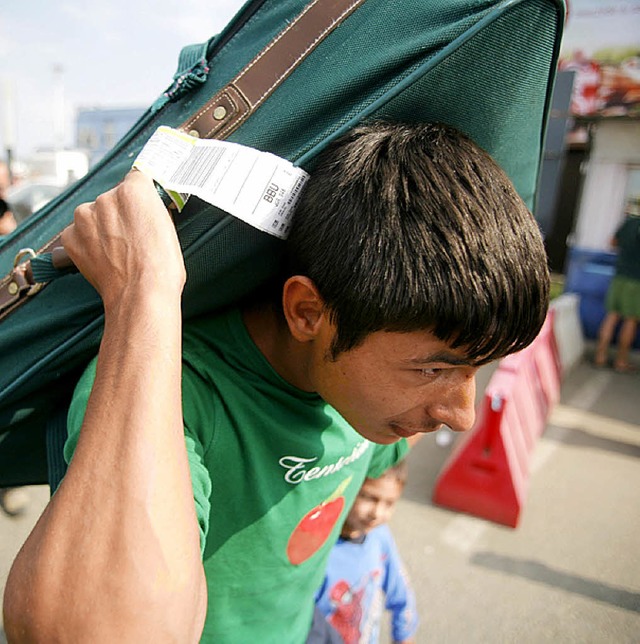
[[287, 477, 351, 565]]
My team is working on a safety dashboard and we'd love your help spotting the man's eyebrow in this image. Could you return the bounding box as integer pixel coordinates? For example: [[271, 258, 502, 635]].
[[404, 352, 473, 366]]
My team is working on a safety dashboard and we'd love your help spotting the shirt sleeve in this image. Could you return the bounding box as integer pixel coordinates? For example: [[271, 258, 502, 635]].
[[183, 432, 212, 555], [65, 356, 213, 556], [366, 439, 410, 479], [64, 356, 98, 468], [380, 526, 419, 641]]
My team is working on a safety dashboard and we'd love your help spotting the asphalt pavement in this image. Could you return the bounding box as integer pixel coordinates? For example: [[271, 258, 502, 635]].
[[386, 346, 640, 643], [1, 345, 639, 643]]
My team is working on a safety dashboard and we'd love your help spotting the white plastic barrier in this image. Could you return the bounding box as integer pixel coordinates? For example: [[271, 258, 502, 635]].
[[550, 292, 585, 374]]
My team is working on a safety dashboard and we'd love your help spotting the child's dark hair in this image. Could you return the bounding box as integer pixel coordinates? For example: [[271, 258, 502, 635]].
[[286, 121, 550, 362]]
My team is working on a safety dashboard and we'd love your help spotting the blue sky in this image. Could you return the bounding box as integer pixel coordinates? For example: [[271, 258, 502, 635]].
[[0, 0, 246, 158], [2, 0, 639, 161]]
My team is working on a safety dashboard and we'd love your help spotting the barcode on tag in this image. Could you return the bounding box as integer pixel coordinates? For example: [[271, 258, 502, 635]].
[[170, 146, 226, 187], [133, 126, 309, 239]]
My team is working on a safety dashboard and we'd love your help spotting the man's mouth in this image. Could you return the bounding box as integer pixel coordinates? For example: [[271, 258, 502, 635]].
[[390, 422, 442, 438], [390, 425, 419, 439]]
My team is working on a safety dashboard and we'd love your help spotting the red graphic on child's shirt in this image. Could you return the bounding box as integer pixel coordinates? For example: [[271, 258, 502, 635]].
[[286, 478, 351, 565], [328, 579, 365, 644]]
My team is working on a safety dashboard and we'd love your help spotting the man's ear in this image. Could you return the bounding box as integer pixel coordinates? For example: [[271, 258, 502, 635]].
[[282, 276, 328, 342]]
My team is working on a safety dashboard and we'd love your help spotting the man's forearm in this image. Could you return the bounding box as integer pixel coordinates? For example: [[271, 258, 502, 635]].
[[3, 293, 206, 642]]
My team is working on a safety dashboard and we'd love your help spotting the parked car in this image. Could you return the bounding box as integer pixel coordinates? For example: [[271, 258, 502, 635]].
[[5, 180, 64, 224]]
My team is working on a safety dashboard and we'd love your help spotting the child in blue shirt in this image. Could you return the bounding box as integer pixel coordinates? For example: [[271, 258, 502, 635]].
[[315, 461, 418, 644]]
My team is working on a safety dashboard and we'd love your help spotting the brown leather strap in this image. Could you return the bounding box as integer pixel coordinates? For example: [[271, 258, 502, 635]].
[[0, 0, 366, 319], [183, 0, 366, 139], [0, 264, 35, 319], [0, 234, 62, 321]]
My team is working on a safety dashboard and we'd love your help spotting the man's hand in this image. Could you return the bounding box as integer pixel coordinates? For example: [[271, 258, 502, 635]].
[[61, 170, 186, 309]]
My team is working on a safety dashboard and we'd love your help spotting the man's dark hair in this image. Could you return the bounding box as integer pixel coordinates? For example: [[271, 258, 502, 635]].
[[286, 120, 550, 363]]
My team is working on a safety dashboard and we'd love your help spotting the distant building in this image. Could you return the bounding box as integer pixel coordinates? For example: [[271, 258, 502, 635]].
[[541, 0, 640, 272], [76, 106, 146, 167], [541, 0, 640, 347]]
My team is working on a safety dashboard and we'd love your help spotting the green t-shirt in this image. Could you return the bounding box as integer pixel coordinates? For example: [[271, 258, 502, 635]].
[[66, 308, 407, 643], [614, 215, 640, 281]]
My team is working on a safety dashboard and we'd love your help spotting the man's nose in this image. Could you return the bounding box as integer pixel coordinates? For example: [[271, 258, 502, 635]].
[[428, 372, 477, 433]]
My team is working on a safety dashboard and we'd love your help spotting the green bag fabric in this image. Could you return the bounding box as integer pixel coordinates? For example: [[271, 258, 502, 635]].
[[0, 0, 565, 487]]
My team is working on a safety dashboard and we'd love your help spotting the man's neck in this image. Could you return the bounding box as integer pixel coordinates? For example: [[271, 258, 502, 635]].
[[242, 305, 315, 392]]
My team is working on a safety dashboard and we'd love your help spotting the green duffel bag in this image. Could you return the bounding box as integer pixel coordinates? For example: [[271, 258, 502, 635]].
[[0, 0, 565, 489]]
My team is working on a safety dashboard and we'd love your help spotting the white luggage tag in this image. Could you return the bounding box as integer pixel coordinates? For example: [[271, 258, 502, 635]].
[[133, 126, 309, 239]]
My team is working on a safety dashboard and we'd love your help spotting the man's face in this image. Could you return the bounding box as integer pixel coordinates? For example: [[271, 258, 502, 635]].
[[309, 323, 479, 444], [341, 476, 403, 539]]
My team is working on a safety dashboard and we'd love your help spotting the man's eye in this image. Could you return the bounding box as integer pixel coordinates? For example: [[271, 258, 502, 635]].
[[419, 368, 442, 376]]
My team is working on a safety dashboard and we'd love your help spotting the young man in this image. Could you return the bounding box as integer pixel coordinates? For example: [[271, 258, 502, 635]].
[[3, 121, 549, 642], [315, 460, 418, 644]]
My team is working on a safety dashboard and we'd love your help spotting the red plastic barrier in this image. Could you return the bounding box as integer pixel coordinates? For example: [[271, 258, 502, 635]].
[[501, 313, 561, 410], [432, 312, 562, 528]]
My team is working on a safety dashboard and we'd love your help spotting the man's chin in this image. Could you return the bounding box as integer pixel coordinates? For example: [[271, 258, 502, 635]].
[[356, 429, 404, 445], [351, 422, 417, 445]]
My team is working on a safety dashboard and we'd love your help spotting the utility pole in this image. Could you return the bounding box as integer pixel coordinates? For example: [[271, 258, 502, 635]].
[[53, 64, 66, 151]]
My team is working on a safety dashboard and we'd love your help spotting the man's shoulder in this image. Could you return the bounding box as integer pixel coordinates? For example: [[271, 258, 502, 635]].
[[183, 307, 241, 347], [181, 307, 248, 369]]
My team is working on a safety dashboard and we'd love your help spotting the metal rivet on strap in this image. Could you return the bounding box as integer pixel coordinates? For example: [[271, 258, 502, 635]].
[[213, 106, 227, 121], [188, 129, 200, 138], [8, 282, 19, 296]]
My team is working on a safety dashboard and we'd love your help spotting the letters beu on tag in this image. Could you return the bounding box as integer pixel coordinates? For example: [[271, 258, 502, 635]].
[[133, 126, 310, 239]]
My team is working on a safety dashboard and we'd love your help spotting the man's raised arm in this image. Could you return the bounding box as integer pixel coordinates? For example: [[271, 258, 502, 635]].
[[3, 172, 207, 642]]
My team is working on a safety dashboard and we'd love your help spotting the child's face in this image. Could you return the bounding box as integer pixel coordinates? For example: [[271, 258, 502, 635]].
[[341, 476, 403, 540]]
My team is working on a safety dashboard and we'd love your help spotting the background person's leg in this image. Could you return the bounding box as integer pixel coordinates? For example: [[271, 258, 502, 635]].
[[595, 311, 620, 366], [614, 317, 638, 372]]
